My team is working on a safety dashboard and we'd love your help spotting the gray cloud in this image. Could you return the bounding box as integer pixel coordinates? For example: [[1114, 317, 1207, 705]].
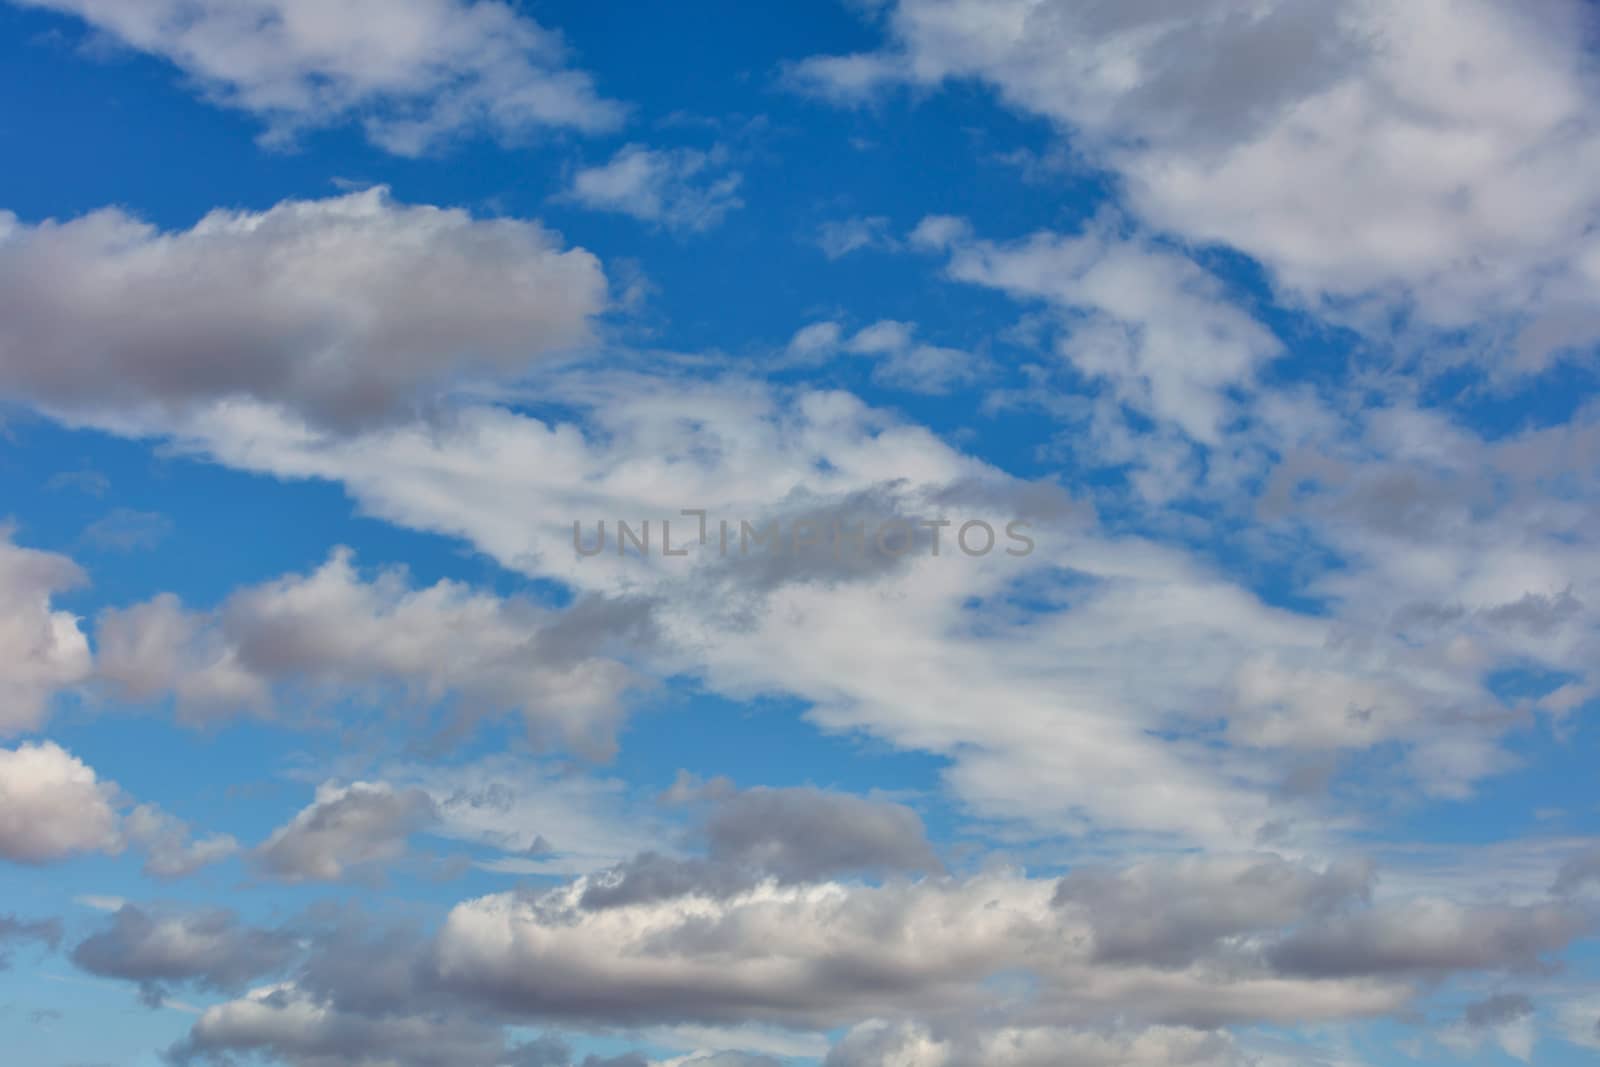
[[96, 549, 649, 757], [1054, 854, 1372, 967], [72, 906, 296, 1007], [160, 911, 644, 1067], [579, 852, 757, 910], [1483, 589, 1585, 635], [1266, 900, 1591, 978], [1555, 847, 1600, 896], [168, 983, 566, 1067], [580, 784, 941, 909], [704, 785, 942, 882], [0, 189, 606, 432]]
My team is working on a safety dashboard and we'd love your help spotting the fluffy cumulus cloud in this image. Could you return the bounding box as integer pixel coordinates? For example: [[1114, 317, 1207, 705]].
[[0, 529, 91, 733], [0, 740, 120, 864], [95, 548, 647, 756], [566, 144, 745, 232], [0, 740, 236, 874], [798, 0, 1600, 360], [0, 188, 607, 431], [10, 0, 623, 153]]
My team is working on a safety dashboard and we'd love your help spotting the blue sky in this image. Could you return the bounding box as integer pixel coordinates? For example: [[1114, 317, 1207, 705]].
[[1, 2, 1599, 1065]]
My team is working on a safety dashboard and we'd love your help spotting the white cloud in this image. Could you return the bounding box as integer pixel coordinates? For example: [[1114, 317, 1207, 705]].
[[149, 373, 997, 593], [0, 740, 237, 875], [567, 144, 745, 232], [0, 188, 607, 431], [799, 0, 1600, 361], [1250, 402, 1600, 794], [0, 740, 120, 864], [786, 321, 845, 362], [924, 215, 1282, 441], [80, 371, 1550, 843], [13, 0, 623, 153], [0, 528, 91, 733]]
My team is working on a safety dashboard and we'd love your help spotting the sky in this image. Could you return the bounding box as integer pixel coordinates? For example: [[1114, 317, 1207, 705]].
[[0, 1, 1599, 1065]]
